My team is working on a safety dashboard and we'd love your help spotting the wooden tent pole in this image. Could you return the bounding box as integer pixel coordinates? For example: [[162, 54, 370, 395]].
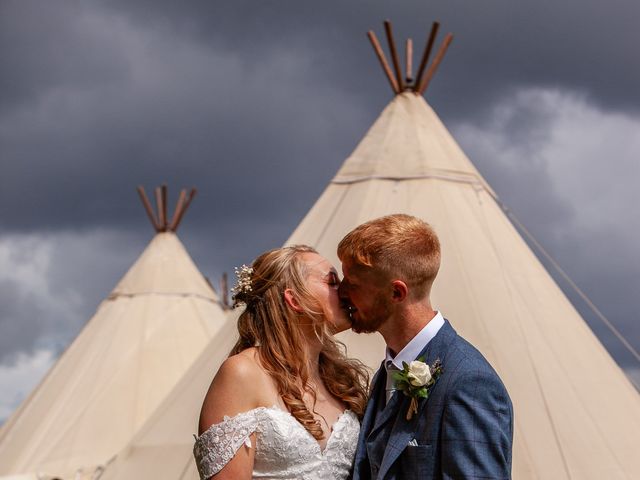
[[155, 187, 166, 232], [172, 188, 197, 232], [418, 32, 453, 95], [137, 186, 160, 232], [169, 189, 187, 232], [383, 20, 405, 91], [161, 184, 168, 231], [367, 30, 400, 94], [414, 22, 440, 93], [405, 38, 413, 85]]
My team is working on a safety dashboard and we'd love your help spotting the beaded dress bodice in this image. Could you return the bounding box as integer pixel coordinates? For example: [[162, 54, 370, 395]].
[[193, 406, 359, 479]]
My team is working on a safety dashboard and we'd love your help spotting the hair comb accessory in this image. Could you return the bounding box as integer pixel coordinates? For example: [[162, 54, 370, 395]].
[[232, 264, 254, 299]]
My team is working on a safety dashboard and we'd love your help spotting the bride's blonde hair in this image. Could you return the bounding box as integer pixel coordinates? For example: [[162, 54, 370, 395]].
[[231, 245, 370, 440]]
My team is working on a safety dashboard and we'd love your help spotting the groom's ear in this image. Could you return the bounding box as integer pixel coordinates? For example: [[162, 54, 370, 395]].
[[390, 280, 408, 303], [284, 288, 304, 313]]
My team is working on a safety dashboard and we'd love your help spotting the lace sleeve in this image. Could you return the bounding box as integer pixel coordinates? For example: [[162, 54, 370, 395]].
[[193, 410, 258, 479]]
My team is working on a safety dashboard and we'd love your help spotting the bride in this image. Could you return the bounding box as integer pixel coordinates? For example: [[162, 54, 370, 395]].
[[193, 245, 370, 479]]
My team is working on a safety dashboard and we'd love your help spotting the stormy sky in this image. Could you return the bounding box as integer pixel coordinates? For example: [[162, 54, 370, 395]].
[[1, 0, 639, 421]]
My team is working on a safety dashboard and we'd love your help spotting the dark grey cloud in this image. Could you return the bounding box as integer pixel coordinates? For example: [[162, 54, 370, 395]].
[[3, 0, 638, 232], [0, 1, 130, 114], [97, 0, 640, 118], [0, 0, 367, 232]]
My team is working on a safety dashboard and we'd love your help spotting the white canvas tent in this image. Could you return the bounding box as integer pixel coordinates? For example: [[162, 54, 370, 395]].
[[98, 312, 239, 480], [289, 91, 640, 479], [0, 187, 229, 479], [95, 22, 638, 479], [286, 22, 640, 479]]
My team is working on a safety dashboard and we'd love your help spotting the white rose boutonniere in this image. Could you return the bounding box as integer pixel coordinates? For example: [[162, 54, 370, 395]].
[[407, 360, 432, 386], [393, 358, 443, 420]]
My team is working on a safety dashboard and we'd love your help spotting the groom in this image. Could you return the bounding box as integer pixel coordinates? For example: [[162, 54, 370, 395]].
[[338, 214, 513, 479]]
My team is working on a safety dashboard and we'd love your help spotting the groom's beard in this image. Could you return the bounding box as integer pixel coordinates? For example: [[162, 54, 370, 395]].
[[350, 294, 391, 334]]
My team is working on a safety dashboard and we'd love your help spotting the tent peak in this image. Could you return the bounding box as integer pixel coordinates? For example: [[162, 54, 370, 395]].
[[367, 20, 453, 97], [136, 184, 197, 233]]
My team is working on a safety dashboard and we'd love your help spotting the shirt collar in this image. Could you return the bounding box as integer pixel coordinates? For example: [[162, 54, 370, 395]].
[[385, 311, 445, 369]]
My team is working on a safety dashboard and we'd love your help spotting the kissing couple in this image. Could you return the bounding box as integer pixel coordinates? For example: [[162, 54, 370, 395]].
[[194, 214, 513, 479]]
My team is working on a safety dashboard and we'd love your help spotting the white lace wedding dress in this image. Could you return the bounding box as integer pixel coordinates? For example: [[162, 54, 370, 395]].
[[193, 406, 359, 479]]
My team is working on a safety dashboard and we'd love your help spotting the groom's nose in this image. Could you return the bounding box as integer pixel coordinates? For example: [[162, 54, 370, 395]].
[[338, 279, 349, 301]]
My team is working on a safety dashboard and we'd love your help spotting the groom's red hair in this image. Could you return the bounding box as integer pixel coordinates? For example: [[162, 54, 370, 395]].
[[337, 214, 441, 300]]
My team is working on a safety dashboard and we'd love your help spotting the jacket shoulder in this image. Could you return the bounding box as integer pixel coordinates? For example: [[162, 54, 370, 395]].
[[446, 334, 508, 391]]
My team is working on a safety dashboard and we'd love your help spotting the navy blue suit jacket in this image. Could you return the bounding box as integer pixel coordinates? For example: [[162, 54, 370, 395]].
[[352, 320, 513, 480]]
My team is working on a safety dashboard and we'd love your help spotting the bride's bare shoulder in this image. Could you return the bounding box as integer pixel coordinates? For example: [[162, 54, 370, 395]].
[[198, 348, 273, 434], [220, 348, 262, 377]]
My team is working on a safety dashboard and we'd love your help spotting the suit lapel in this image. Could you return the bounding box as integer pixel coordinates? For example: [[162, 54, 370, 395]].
[[377, 320, 457, 479], [368, 376, 405, 437]]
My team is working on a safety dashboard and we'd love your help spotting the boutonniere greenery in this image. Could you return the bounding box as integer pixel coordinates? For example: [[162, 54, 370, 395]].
[[393, 358, 443, 420]]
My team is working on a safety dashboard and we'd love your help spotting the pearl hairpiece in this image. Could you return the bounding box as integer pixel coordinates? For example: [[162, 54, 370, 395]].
[[232, 264, 254, 297]]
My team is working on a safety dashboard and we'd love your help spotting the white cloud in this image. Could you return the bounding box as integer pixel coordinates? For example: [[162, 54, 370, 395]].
[[454, 86, 640, 265], [452, 87, 640, 360], [0, 228, 143, 357], [0, 349, 55, 423], [536, 90, 640, 235], [0, 234, 83, 328], [0, 228, 146, 423], [460, 87, 640, 227]]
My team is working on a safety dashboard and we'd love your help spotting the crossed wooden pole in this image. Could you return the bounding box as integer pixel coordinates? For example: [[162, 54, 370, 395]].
[[367, 20, 453, 96], [136, 184, 197, 233]]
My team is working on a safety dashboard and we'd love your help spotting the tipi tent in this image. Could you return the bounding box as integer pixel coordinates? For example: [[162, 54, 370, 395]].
[[0, 187, 228, 479], [286, 22, 640, 479], [98, 312, 239, 480], [94, 21, 638, 480]]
